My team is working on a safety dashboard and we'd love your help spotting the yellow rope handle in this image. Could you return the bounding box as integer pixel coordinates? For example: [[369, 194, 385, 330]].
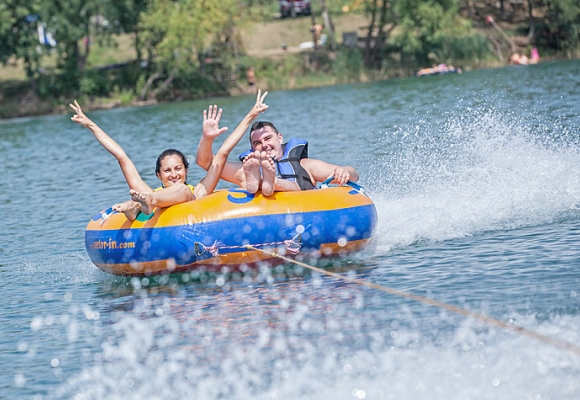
[[245, 245, 580, 357]]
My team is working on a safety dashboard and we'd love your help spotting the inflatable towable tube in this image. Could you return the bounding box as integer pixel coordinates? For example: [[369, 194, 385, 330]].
[[85, 183, 378, 276]]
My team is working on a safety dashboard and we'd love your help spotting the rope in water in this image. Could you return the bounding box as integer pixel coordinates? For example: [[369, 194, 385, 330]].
[[245, 245, 580, 357]]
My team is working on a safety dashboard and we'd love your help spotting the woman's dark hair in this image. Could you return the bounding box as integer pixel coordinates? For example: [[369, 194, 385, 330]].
[[249, 121, 279, 144], [155, 149, 189, 174]]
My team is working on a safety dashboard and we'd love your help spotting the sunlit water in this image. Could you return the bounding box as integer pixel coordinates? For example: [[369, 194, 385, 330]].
[[2, 60, 579, 399]]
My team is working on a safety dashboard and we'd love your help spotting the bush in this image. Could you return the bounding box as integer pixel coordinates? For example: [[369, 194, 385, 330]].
[[332, 48, 364, 82], [36, 72, 79, 99], [79, 71, 111, 97], [442, 33, 494, 64]]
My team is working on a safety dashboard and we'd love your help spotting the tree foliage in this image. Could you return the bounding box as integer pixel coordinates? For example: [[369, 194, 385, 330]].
[[538, 0, 580, 52], [1, 0, 580, 102], [0, 0, 146, 95], [41, 0, 146, 82], [393, 0, 479, 65], [360, 0, 398, 67], [353, 0, 484, 67], [0, 1, 44, 78], [137, 0, 264, 99]]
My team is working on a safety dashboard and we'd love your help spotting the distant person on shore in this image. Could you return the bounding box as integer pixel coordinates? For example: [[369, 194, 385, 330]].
[[197, 116, 359, 197], [416, 63, 461, 76], [530, 47, 540, 64], [510, 52, 529, 65], [509, 52, 519, 65], [69, 90, 269, 219], [310, 23, 324, 48], [246, 66, 257, 94]]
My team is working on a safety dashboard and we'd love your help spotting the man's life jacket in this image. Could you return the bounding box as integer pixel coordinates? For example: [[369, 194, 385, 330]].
[[239, 138, 315, 190]]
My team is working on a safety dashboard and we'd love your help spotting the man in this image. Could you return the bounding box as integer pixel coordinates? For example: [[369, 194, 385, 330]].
[[196, 117, 359, 196], [245, 66, 256, 94]]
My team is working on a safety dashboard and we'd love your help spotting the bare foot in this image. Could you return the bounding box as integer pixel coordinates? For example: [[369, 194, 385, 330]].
[[242, 151, 262, 194], [260, 151, 276, 197], [112, 200, 142, 221], [130, 189, 155, 215]]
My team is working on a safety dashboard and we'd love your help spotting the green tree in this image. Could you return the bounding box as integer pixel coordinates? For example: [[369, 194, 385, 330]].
[[360, 0, 398, 67], [355, 0, 481, 67], [0, 0, 146, 95], [113, 0, 148, 62], [0, 1, 44, 79], [392, 0, 476, 66], [137, 0, 265, 100], [538, 0, 580, 54], [39, 0, 145, 76]]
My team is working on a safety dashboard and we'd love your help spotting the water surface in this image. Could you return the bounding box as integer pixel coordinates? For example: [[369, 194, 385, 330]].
[[1, 60, 579, 399]]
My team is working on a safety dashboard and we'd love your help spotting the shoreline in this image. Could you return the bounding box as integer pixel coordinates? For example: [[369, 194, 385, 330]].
[[0, 56, 573, 121]]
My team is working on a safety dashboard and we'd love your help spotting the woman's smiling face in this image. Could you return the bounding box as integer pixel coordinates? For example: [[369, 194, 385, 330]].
[[156, 154, 188, 187]]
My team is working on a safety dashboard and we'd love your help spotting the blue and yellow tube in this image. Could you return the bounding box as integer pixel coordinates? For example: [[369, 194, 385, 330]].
[[85, 185, 378, 276]]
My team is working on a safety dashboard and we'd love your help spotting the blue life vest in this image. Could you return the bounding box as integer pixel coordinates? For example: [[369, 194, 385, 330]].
[[239, 138, 315, 190]]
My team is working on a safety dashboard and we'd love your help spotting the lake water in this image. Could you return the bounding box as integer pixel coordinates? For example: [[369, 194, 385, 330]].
[[2, 60, 579, 399]]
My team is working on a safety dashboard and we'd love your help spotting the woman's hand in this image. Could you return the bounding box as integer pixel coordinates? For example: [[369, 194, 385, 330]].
[[249, 89, 269, 119], [69, 100, 93, 128]]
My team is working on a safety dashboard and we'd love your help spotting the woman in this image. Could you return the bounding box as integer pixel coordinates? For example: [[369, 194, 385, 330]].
[[70, 90, 269, 220]]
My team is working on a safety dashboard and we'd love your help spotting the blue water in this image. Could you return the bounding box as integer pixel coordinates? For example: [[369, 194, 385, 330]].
[[1, 60, 579, 399]]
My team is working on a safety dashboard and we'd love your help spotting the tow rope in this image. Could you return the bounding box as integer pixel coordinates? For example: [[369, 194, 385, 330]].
[[245, 245, 580, 357]]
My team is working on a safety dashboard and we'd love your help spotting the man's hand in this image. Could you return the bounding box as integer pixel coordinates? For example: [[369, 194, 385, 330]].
[[202, 105, 228, 139], [329, 167, 351, 185]]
